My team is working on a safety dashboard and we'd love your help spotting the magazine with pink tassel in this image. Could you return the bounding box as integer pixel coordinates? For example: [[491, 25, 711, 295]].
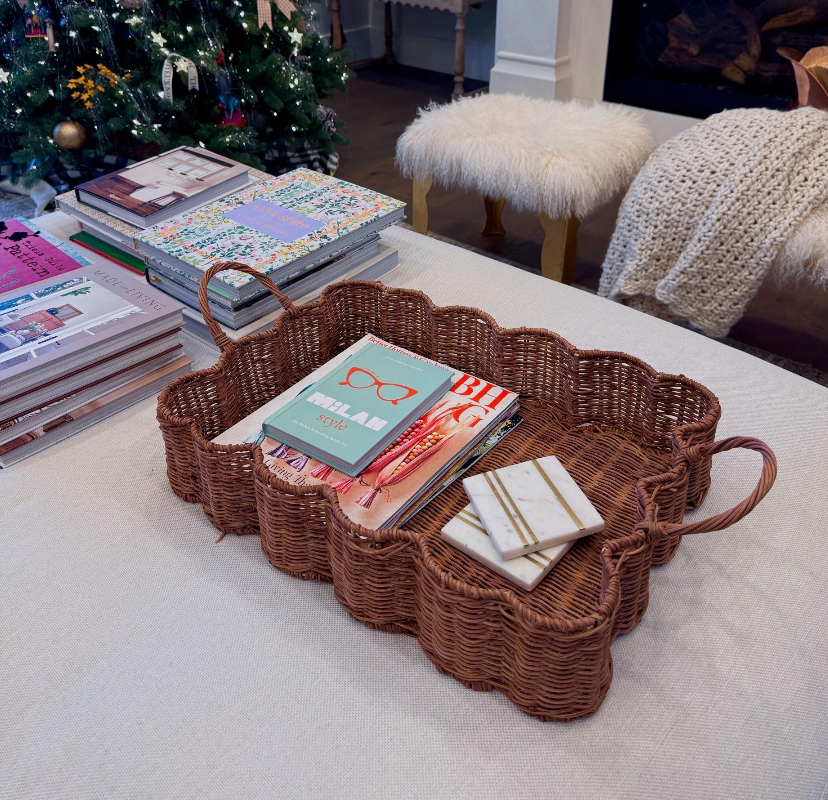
[[213, 334, 519, 529]]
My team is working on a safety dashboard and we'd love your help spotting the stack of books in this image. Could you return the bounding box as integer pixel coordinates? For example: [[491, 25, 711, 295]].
[[213, 334, 521, 530], [55, 146, 255, 276], [0, 218, 189, 466], [55, 147, 406, 343]]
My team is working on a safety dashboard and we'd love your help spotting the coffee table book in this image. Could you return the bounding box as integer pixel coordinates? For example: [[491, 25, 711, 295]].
[[136, 168, 406, 303], [0, 332, 182, 424], [0, 264, 184, 405], [8, 217, 94, 270], [55, 167, 272, 252], [69, 230, 147, 275], [175, 244, 400, 343], [463, 456, 605, 559], [262, 339, 454, 476], [75, 146, 250, 228], [0, 218, 89, 292], [147, 238, 395, 330], [0, 344, 184, 446], [0, 354, 193, 467]]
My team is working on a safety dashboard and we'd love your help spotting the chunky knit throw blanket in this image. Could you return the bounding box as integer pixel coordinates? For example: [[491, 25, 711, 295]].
[[599, 107, 828, 337]]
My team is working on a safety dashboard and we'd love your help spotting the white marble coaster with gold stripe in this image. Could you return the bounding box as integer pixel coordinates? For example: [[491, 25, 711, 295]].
[[462, 455, 604, 560], [441, 504, 573, 591]]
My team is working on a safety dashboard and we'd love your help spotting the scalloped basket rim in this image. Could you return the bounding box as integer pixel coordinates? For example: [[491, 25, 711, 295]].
[[157, 280, 721, 634]]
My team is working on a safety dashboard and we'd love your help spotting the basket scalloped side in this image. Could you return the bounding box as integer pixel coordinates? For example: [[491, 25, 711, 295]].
[[156, 280, 723, 720]]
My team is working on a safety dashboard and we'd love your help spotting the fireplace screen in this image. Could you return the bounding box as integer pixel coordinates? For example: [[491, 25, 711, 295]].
[[604, 1, 828, 117]]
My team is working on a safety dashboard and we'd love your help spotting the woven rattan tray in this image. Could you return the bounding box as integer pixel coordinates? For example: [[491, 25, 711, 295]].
[[157, 263, 777, 721]]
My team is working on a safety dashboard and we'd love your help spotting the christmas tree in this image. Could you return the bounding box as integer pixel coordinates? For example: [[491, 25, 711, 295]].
[[0, 0, 350, 187]]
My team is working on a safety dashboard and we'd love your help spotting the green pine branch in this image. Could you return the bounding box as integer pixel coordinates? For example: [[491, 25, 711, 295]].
[[0, 0, 350, 183]]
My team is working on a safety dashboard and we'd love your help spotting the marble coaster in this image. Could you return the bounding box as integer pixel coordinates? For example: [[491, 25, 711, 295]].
[[463, 455, 604, 559], [441, 505, 573, 591]]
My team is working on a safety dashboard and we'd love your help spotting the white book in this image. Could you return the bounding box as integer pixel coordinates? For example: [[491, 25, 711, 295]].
[[0, 355, 193, 467]]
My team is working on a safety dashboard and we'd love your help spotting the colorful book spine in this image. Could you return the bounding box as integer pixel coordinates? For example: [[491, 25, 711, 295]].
[[70, 231, 147, 275]]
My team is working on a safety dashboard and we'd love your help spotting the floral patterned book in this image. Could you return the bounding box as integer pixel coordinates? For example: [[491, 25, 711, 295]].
[[213, 334, 518, 530], [135, 168, 406, 298]]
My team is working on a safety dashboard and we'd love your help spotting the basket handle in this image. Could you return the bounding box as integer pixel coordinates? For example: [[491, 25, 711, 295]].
[[642, 437, 777, 539], [198, 261, 297, 351]]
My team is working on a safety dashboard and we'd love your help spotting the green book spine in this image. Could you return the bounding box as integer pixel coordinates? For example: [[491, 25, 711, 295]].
[[262, 341, 453, 471], [70, 231, 147, 275]]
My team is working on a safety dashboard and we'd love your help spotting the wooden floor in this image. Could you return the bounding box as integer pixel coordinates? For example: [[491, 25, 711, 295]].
[[328, 65, 828, 373]]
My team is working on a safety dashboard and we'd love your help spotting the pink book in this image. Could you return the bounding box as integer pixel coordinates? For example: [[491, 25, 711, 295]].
[[0, 219, 84, 293]]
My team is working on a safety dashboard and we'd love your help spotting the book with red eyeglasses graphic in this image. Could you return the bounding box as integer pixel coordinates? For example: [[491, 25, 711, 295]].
[[261, 338, 454, 476], [213, 334, 519, 529]]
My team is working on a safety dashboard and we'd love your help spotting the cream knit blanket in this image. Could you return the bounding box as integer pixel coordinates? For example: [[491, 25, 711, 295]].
[[599, 107, 828, 337]]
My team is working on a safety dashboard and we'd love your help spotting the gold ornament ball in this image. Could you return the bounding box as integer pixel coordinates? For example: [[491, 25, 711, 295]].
[[53, 119, 87, 150]]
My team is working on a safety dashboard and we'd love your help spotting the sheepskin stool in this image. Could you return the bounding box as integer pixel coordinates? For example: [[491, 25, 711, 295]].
[[396, 93, 653, 283]]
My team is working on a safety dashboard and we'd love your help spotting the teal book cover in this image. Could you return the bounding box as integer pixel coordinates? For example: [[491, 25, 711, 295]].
[[262, 341, 453, 472]]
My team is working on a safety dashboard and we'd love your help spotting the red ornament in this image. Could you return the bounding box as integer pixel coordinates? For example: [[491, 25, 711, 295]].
[[217, 105, 247, 128]]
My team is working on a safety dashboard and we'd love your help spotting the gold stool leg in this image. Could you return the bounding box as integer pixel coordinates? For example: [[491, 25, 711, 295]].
[[482, 197, 506, 236], [412, 174, 433, 235], [539, 214, 580, 284]]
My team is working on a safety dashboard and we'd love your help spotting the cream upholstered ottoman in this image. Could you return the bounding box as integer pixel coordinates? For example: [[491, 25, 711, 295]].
[[396, 93, 653, 283]]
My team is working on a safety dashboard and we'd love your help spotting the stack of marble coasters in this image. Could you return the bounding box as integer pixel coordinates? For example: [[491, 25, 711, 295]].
[[440, 456, 605, 590]]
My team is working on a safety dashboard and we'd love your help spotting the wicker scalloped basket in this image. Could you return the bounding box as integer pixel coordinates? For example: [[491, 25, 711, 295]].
[[157, 263, 777, 721]]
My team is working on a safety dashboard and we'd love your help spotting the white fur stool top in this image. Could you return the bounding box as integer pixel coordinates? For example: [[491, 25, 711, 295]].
[[396, 93, 654, 220]]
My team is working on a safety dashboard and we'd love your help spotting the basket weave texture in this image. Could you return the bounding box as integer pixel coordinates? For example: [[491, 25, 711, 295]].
[[157, 264, 777, 721]]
